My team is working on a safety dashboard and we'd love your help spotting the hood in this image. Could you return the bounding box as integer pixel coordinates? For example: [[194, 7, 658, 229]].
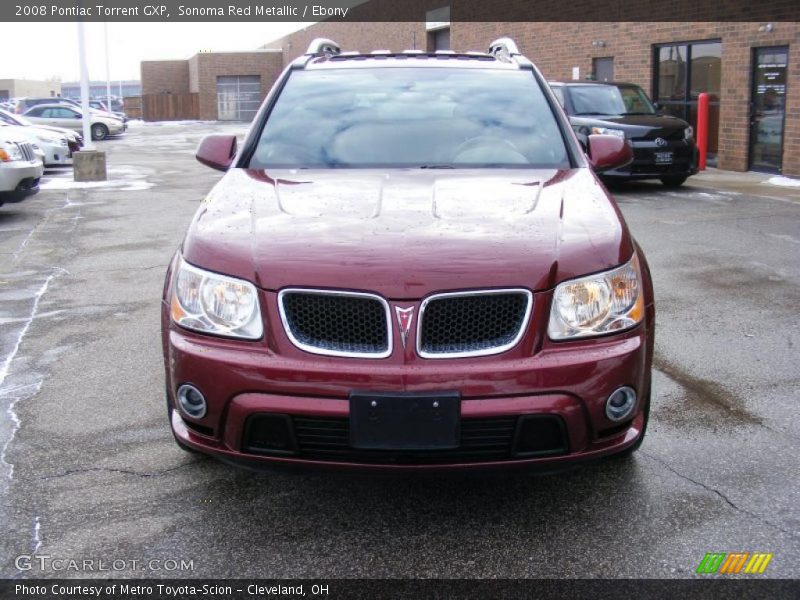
[[35, 124, 77, 139], [182, 168, 633, 299], [571, 114, 689, 139], [0, 124, 36, 144]]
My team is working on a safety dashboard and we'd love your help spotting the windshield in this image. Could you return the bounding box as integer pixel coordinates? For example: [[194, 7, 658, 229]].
[[250, 67, 570, 169], [569, 84, 655, 116]]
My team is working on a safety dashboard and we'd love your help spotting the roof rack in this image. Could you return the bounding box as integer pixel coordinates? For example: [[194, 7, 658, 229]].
[[488, 37, 521, 59], [305, 38, 341, 56]]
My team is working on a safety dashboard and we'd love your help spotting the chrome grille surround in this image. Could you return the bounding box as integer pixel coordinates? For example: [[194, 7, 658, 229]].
[[278, 288, 393, 359], [417, 289, 533, 359]]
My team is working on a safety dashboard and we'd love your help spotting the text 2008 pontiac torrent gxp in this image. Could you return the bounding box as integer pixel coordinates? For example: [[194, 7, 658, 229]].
[[161, 38, 655, 470]]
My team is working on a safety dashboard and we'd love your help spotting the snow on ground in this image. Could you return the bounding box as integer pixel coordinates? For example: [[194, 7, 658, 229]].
[[39, 165, 154, 192], [765, 176, 800, 188]]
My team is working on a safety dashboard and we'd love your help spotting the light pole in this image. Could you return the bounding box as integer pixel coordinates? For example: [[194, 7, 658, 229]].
[[77, 19, 93, 150], [104, 22, 112, 108]]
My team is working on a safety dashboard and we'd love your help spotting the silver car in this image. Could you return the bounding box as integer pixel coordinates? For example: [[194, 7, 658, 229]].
[[23, 103, 124, 141], [0, 126, 44, 206]]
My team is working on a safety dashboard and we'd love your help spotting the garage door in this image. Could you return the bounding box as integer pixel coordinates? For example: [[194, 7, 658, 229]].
[[216, 76, 261, 121]]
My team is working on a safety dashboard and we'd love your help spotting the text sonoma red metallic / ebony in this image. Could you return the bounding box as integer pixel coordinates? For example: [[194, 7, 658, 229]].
[[161, 37, 655, 470]]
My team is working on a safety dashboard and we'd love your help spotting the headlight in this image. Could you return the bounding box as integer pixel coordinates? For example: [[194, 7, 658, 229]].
[[170, 257, 263, 340], [548, 254, 645, 340], [0, 142, 24, 162], [591, 127, 626, 139], [684, 126, 694, 140]]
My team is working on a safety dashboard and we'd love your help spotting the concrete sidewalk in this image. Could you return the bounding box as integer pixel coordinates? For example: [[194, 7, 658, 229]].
[[688, 168, 800, 203]]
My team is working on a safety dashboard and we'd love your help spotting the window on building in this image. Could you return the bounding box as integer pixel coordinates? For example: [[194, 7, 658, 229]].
[[654, 41, 721, 162]]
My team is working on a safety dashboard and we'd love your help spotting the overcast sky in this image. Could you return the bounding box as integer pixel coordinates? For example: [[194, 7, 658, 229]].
[[2, 22, 309, 82]]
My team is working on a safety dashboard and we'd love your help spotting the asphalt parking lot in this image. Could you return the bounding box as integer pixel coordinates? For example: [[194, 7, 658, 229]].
[[1, 122, 798, 579]]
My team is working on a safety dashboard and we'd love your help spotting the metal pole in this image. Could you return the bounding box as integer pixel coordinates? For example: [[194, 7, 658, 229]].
[[77, 20, 93, 149], [104, 22, 112, 109], [697, 92, 709, 171]]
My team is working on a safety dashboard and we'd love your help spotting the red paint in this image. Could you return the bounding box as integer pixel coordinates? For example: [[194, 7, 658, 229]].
[[195, 134, 237, 172], [587, 134, 634, 172], [697, 92, 709, 171]]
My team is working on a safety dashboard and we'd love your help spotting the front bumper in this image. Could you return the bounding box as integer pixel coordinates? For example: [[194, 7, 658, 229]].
[[0, 160, 43, 201], [163, 289, 654, 471], [602, 138, 698, 180]]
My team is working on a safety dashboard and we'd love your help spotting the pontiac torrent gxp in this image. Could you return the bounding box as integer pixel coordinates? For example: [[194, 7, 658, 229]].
[[161, 38, 655, 470]]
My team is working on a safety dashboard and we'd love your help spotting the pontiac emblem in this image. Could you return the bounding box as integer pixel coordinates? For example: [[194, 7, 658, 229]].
[[395, 306, 415, 349]]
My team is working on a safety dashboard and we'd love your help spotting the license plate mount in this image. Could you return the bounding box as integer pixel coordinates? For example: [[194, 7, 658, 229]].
[[349, 391, 460, 450]]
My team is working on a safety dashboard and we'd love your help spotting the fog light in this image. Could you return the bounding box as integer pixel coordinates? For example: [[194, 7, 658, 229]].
[[177, 384, 206, 419], [606, 386, 636, 422]]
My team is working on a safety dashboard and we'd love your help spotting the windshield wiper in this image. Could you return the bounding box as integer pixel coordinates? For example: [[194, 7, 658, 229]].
[[624, 112, 655, 115], [419, 164, 455, 169], [572, 112, 617, 116]]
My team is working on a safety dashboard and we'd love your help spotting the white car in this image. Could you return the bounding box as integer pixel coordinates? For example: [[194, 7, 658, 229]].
[[0, 107, 84, 152], [23, 103, 125, 141], [0, 126, 44, 206], [0, 123, 70, 167]]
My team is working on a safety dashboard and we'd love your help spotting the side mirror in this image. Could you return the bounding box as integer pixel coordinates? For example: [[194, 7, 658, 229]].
[[196, 134, 237, 172], [587, 134, 633, 172]]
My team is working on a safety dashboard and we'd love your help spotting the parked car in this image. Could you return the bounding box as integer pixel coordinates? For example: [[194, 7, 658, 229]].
[[549, 81, 698, 187], [0, 123, 71, 167], [0, 126, 43, 206], [0, 108, 83, 155], [162, 38, 655, 471], [23, 103, 124, 140]]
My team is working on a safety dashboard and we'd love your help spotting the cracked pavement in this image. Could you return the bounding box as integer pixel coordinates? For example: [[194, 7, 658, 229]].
[[0, 123, 798, 579]]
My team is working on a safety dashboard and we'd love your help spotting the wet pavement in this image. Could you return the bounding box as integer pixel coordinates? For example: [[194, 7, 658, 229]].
[[0, 123, 798, 579]]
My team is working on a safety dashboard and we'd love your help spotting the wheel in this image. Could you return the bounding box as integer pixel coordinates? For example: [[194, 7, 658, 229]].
[[91, 123, 109, 141], [166, 391, 200, 454], [608, 390, 650, 460], [660, 175, 687, 188]]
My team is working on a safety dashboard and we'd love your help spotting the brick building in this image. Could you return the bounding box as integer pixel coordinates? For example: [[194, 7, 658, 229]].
[[140, 17, 799, 175], [141, 50, 283, 121], [0, 78, 61, 100]]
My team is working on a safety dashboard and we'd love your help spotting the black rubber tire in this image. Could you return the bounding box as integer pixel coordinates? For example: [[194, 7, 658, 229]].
[[91, 123, 109, 141], [660, 175, 688, 188], [166, 391, 200, 454]]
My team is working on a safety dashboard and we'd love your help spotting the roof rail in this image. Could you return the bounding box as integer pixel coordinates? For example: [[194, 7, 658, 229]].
[[488, 37, 521, 59], [305, 38, 341, 56]]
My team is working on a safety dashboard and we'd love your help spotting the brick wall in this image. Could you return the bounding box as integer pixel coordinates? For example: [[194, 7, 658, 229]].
[[140, 60, 190, 95], [277, 21, 800, 176], [189, 51, 284, 120]]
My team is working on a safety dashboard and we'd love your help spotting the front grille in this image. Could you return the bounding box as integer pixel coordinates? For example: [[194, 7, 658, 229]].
[[17, 142, 35, 162], [291, 416, 519, 464], [418, 290, 532, 358], [631, 129, 685, 142], [279, 289, 391, 358]]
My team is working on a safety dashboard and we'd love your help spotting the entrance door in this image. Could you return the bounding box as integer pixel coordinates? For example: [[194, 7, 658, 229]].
[[749, 47, 788, 173], [216, 76, 261, 121], [593, 57, 614, 82]]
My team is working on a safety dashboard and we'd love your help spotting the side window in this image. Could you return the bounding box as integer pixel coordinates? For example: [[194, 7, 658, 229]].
[[40, 108, 55, 118], [26, 107, 44, 117]]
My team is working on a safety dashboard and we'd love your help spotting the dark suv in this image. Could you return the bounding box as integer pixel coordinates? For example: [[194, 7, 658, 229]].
[[163, 38, 655, 471], [550, 81, 698, 187]]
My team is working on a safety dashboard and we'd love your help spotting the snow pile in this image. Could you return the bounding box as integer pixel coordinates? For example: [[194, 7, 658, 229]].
[[40, 165, 154, 192], [765, 176, 800, 188]]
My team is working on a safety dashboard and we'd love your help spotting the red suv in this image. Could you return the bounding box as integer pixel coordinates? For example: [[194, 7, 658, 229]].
[[161, 38, 655, 470]]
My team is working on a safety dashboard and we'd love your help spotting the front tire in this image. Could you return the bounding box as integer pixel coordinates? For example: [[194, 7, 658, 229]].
[[660, 175, 687, 188], [91, 123, 109, 141]]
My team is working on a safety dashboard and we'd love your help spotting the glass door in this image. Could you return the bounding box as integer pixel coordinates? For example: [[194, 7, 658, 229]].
[[749, 47, 788, 173]]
